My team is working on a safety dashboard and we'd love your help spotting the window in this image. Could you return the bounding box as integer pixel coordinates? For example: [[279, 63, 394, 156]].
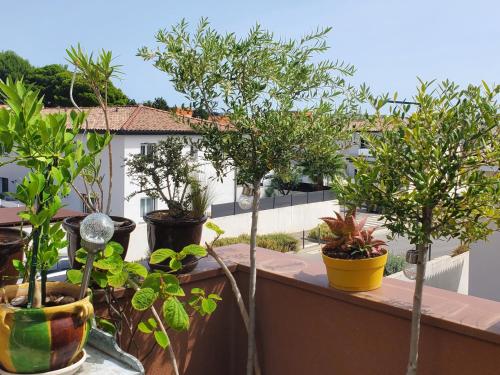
[[140, 197, 157, 218], [0, 177, 8, 193], [140, 143, 156, 156]]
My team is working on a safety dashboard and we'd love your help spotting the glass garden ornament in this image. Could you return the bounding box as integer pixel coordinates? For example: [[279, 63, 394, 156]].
[[238, 185, 254, 210], [78, 213, 115, 299]]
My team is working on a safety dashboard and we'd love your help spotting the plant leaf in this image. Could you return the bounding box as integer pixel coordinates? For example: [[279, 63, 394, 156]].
[[206, 221, 224, 235], [138, 321, 153, 334], [66, 269, 83, 284], [163, 297, 189, 331], [131, 288, 158, 311], [154, 330, 169, 349], [125, 262, 148, 278], [181, 244, 207, 257], [107, 270, 129, 288], [149, 249, 177, 264], [201, 298, 217, 314]]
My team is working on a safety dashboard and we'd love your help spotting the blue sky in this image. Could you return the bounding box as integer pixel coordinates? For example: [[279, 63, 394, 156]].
[[2, 0, 498, 106]]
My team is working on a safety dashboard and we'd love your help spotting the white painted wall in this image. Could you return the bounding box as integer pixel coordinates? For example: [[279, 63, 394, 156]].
[[388, 252, 469, 295], [469, 230, 500, 302], [0, 133, 237, 225]]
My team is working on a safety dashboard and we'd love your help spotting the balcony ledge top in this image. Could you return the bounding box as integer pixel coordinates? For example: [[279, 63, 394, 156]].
[[209, 244, 500, 345]]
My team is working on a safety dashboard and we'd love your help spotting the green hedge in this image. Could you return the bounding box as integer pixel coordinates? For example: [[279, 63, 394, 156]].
[[307, 222, 330, 241], [384, 253, 405, 276], [213, 233, 299, 253]]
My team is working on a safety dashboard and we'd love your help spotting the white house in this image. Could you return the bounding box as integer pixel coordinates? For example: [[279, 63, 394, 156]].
[[0, 105, 237, 224], [343, 121, 382, 177]]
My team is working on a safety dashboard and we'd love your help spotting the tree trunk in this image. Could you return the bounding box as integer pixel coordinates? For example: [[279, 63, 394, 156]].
[[206, 245, 262, 375], [246, 180, 260, 375], [406, 207, 432, 375]]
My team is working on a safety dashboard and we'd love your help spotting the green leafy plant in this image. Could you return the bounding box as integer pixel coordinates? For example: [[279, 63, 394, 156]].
[[143, 97, 169, 110], [321, 212, 387, 259], [67, 240, 221, 375], [264, 169, 302, 197], [139, 19, 359, 374], [384, 253, 405, 276], [335, 80, 500, 375], [189, 177, 213, 218], [124, 137, 202, 218], [0, 78, 109, 307], [66, 45, 121, 214], [307, 222, 331, 241]]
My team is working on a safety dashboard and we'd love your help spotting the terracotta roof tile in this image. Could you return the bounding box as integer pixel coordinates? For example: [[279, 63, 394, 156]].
[[38, 105, 203, 134]]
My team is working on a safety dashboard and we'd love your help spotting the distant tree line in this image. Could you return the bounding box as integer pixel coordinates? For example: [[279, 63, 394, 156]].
[[0, 50, 134, 107]]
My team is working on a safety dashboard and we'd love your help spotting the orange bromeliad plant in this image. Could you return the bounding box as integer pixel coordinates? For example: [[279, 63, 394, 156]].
[[321, 212, 386, 259]]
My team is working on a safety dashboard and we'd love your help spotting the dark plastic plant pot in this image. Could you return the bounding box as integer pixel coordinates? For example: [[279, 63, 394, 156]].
[[144, 210, 207, 273], [0, 228, 28, 288], [63, 215, 136, 269]]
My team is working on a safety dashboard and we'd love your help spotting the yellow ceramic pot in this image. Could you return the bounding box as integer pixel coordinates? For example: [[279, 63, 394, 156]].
[[0, 282, 93, 374], [322, 250, 388, 291]]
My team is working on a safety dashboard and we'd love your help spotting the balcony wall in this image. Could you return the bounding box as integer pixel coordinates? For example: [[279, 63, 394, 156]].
[[95, 245, 500, 375]]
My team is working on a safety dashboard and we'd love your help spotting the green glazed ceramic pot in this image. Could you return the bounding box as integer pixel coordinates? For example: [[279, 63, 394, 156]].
[[0, 282, 93, 374]]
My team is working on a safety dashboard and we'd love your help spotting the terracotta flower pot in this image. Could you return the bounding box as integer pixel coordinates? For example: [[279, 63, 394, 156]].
[[63, 216, 136, 269], [322, 250, 388, 291], [0, 228, 28, 288], [144, 210, 207, 273], [0, 282, 93, 374]]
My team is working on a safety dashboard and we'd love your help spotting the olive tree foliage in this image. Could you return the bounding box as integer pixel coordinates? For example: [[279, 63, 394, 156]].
[[124, 137, 200, 218], [335, 80, 500, 375], [138, 18, 360, 375], [138, 19, 358, 184]]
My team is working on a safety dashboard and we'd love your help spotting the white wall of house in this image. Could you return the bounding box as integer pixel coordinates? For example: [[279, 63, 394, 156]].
[[344, 132, 377, 177], [0, 132, 237, 225]]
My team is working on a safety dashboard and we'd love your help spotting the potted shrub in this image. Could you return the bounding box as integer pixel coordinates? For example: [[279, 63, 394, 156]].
[[320, 212, 388, 291], [125, 137, 209, 272], [0, 79, 102, 373], [63, 46, 136, 267], [138, 18, 359, 373], [335, 81, 500, 374], [0, 228, 28, 287]]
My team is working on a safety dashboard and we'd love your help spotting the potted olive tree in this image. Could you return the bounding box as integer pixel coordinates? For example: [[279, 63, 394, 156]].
[[336, 80, 500, 375], [0, 78, 107, 373], [125, 137, 210, 272], [139, 18, 359, 374], [63, 45, 136, 267]]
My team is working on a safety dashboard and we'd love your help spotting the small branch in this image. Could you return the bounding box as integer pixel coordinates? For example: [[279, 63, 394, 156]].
[[206, 243, 262, 375], [70, 182, 97, 212]]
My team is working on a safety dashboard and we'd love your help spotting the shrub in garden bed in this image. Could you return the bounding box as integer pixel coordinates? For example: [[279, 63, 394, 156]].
[[307, 222, 330, 241], [213, 233, 299, 253], [384, 253, 405, 276]]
